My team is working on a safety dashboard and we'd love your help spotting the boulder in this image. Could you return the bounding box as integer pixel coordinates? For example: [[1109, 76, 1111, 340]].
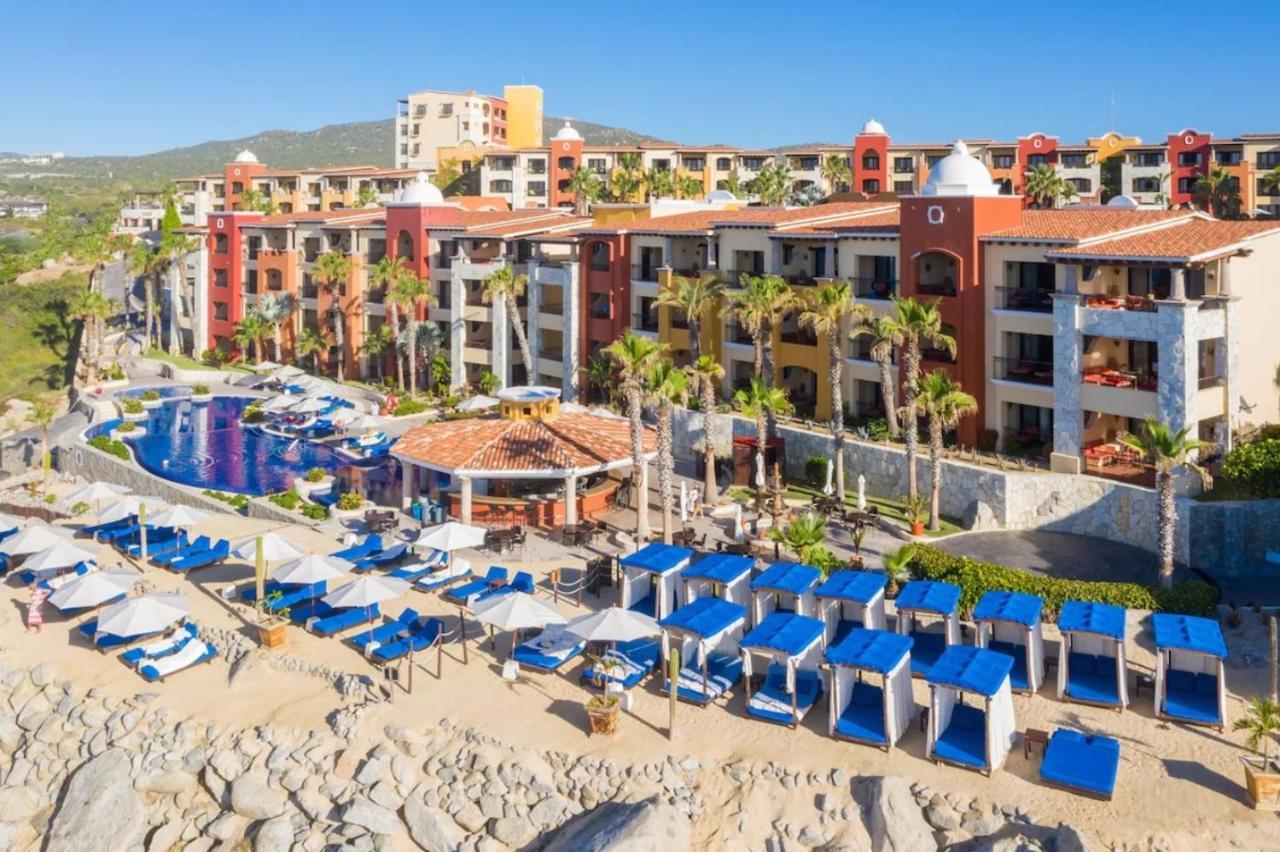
[[230, 774, 287, 820], [0, 785, 41, 822], [1055, 823, 1102, 852], [342, 798, 401, 835], [544, 796, 690, 852], [865, 776, 933, 852], [490, 815, 538, 847], [253, 815, 296, 852], [46, 749, 145, 852], [403, 797, 465, 852]]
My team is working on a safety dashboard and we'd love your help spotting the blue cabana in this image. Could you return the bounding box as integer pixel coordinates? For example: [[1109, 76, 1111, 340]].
[[659, 596, 748, 706], [826, 628, 915, 750], [750, 562, 821, 624], [739, 613, 826, 727], [814, 570, 887, 644], [620, 543, 693, 621], [926, 645, 1017, 775], [893, 580, 961, 677], [973, 590, 1045, 693], [1057, 601, 1129, 710], [1152, 613, 1227, 729], [682, 553, 753, 609]]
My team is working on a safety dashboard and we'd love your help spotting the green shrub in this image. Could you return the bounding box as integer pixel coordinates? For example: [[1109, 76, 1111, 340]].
[[805, 545, 845, 575], [269, 491, 301, 510], [301, 503, 329, 521], [141, 389, 160, 401], [114, 420, 136, 433], [442, 395, 462, 410], [393, 399, 429, 417], [336, 491, 364, 511], [121, 398, 144, 414], [804, 455, 829, 486], [192, 383, 211, 395], [905, 543, 1219, 618], [240, 403, 265, 424], [1219, 438, 1280, 498], [202, 489, 248, 511], [87, 435, 130, 461], [70, 501, 90, 516], [304, 467, 326, 483], [44, 493, 57, 504], [105, 363, 126, 381], [855, 417, 890, 442]]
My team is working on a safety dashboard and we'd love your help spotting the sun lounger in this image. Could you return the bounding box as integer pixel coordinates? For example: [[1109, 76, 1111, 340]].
[[262, 581, 327, 613], [834, 681, 891, 745], [580, 639, 661, 689], [662, 652, 742, 706], [288, 598, 333, 624], [100, 522, 142, 543], [80, 518, 131, 538], [747, 663, 822, 725], [353, 542, 409, 572], [330, 534, 382, 562], [309, 604, 381, 637], [931, 703, 988, 769], [298, 419, 335, 439], [513, 625, 586, 673], [312, 488, 339, 508], [1064, 651, 1121, 706], [349, 608, 421, 654], [155, 535, 212, 565], [388, 550, 445, 582], [167, 539, 230, 573], [127, 530, 187, 559], [988, 639, 1030, 691], [1162, 670, 1221, 725], [368, 617, 444, 664], [1039, 729, 1120, 800], [137, 639, 218, 683], [415, 562, 471, 591], [121, 623, 199, 667], [344, 431, 388, 449], [78, 618, 169, 652], [240, 580, 284, 605], [443, 567, 507, 606]]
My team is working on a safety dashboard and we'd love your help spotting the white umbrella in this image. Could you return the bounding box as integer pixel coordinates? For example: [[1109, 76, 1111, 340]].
[[0, 512, 23, 534], [565, 606, 658, 644], [473, 592, 566, 632], [231, 532, 307, 563], [260, 395, 298, 413], [856, 474, 867, 511], [271, 553, 352, 585], [323, 575, 410, 609], [456, 395, 498, 412], [288, 374, 321, 391], [345, 413, 386, 432], [95, 593, 188, 638], [97, 495, 167, 525], [252, 360, 282, 373], [823, 458, 834, 496], [48, 570, 140, 611], [22, 540, 99, 573], [412, 521, 486, 553], [146, 504, 213, 529], [732, 503, 745, 542], [328, 407, 362, 427], [271, 365, 304, 380], [0, 523, 75, 556], [754, 453, 766, 488], [65, 482, 131, 505], [290, 396, 329, 414]]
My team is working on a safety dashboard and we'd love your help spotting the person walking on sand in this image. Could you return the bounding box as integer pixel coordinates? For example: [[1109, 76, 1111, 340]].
[[27, 587, 47, 632]]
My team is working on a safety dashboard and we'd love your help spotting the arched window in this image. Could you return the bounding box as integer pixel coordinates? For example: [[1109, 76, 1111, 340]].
[[266, 269, 283, 291], [395, 230, 414, 262], [916, 251, 958, 297], [589, 241, 611, 272], [558, 156, 575, 170], [213, 233, 229, 254], [862, 152, 880, 171]]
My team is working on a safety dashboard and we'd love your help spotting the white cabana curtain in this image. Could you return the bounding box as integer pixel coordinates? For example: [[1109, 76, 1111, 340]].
[[975, 620, 1046, 693], [1155, 649, 1226, 724], [621, 567, 648, 612], [927, 685, 956, 760], [827, 666, 849, 736], [753, 590, 816, 625], [818, 594, 887, 641], [685, 577, 749, 608], [1056, 632, 1129, 707], [655, 572, 677, 621], [885, 654, 914, 746], [986, 677, 1017, 771], [895, 610, 960, 644]]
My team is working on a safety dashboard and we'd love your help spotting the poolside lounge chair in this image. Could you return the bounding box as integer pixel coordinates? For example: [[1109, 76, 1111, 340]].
[[1039, 729, 1120, 800], [80, 517, 132, 538], [167, 539, 230, 573], [827, 628, 915, 750], [239, 580, 284, 605], [78, 618, 169, 652], [155, 535, 212, 565], [298, 419, 335, 439], [121, 623, 199, 667], [330, 534, 382, 562], [353, 542, 409, 572], [312, 487, 339, 508], [368, 617, 444, 664], [387, 550, 445, 582], [512, 624, 586, 673], [288, 598, 333, 625], [443, 567, 507, 606], [344, 431, 388, 450], [415, 561, 471, 591], [262, 581, 327, 613], [349, 608, 421, 655], [137, 640, 218, 683], [99, 522, 142, 543], [124, 527, 185, 558], [309, 604, 381, 637], [580, 638, 661, 689]]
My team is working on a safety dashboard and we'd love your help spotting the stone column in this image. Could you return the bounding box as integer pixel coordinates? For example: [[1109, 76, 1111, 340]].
[[564, 474, 578, 526], [525, 261, 541, 383], [769, 241, 783, 275], [562, 260, 582, 402], [1050, 292, 1084, 474], [1222, 297, 1241, 453], [193, 242, 210, 354], [705, 238, 718, 271], [1169, 268, 1187, 302], [661, 237, 674, 268], [1062, 265, 1078, 295], [1156, 300, 1199, 476], [1219, 258, 1233, 297], [400, 460, 416, 511], [459, 476, 473, 525], [490, 273, 511, 388], [449, 252, 466, 391]]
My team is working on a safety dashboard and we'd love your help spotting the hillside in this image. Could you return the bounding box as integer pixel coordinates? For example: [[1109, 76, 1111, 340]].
[[1, 117, 663, 186]]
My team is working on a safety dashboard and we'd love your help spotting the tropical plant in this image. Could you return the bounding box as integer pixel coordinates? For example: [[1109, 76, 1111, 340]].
[[656, 272, 723, 363], [914, 370, 977, 530], [232, 312, 269, 362], [431, 159, 464, 194], [882, 546, 914, 597], [237, 187, 277, 214], [1118, 418, 1209, 588], [69, 289, 114, 384], [1153, 171, 1172, 209], [734, 377, 793, 512], [72, 232, 124, 298], [429, 351, 450, 395], [643, 167, 675, 201], [720, 171, 745, 199], [295, 327, 327, 375], [336, 492, 364, 511], [892, 296, 954, 499], [800, 280, 867, 500], [128, 241, 166, 350], [30, 399, 56, 490], [371, 254, 411, 387], [788, 184, 826, 207], [391, 271, 430, 390], [254, 292, 294, 363], [1024, 163, 1072, 209], [160, 231, 201, 355], [648, 359, 689, 544], [607, 154, 644, 202], [360, 324, 394, 379], [1194, 166, 1240, 218], [687, 355, 725, 507], [476, 370, 500, 396], [607, 330, 665, 541], [731, 274, 797, 387], [584, 353, 621, 407], [481, 264, 533, 382], [748, 162, 792, 206], [820, 154, 851, 194], [850, 314, 903, 437], [408, 321, 446, 398], [768, 512, 828, 565], [674, 173, 703, 200], [1234, 696, 1280, 765], [312, 251, 353, 380], [1263, 166, 1280, 200], [355, 184, 379, 208], [567, 167, 602, 216]]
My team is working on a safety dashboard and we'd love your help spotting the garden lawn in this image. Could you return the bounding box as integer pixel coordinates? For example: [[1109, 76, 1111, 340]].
[[0, 273, 86, 403]]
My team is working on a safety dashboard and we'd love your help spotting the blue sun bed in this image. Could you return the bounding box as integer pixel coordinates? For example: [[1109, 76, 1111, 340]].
[[137, 640, 218, 683], [1152, 613, 1227, 728], [443, 566, 507, 606], [621, 543, 693, 621], [167, 539, 230, 573], [513, 624, 586, 672], [368, 617, 444, 664], [349, 608, 420, 654], [121, 623, 199, 667], [309, 603, 381, 637], [353, 542, 409, 572], [681, 553, 753, 607], [1039, 729, 1120, 799], [973, 590, 1045, 693], [659, 596, 748, 706], [827, 628, 915, 748], [330, 534, 383, 562], [927, 645, 1017, 774], [739, 612, 826, 726], [1058, 601, 1128, 709], [580, 638, 660, 689], [894, 580, 961, 677], [750, 562, 822, 622]]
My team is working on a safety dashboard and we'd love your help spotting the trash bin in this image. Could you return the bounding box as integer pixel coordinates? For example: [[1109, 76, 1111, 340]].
[[428, 502, 445, 524], [410, 500, 423, 522]]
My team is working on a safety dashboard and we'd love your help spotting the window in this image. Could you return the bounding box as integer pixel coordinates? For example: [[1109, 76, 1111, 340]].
[[493, 157, 514, 170], [213, 233, 228, 254], [1216, 151, 1242, 165], [781, 245, 793, 266], [400, 144, 408, 156], [926, 154, 945, 168], [799, 157, 819, 171], [527, 181, 546, 196], [651, 159, 671, 172], [716, 157, 732, 171], [1067, 178, 1092, 193], [214, 268, 228, 288], [1061, 153, 1087, 168], [862, 178, 880, 194], [992, 154, 1015, 169], [411, 123, 419, 135], [587, 158, 607, 173], [1177, 177, 1197, 194], [1258, 152, 1280, 169], [743, 157, 765, 170], [1132, 177, 1161, 194], [683, 157, 704, 171], [213, 302, 228, 321], [1177, 151, 1202, 167], [894, 156, 914, 173], [489, 180, 513, 193], [439, 103, 453, 116], [1027, 154, 1048, 167], [232, 182, 243, 194], [1136, 152, 1164, 167], [1258, 178, 1280, 197], [861, 152, 880, 171], [557, 156, 575, 170], [266, 269, 283, 291], [893, 180, 913, 194], [589, 241, 610, 272]]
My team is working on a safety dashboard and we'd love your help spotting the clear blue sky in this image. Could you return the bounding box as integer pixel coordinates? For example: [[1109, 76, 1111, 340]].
[[0, 0, 1267, 156]]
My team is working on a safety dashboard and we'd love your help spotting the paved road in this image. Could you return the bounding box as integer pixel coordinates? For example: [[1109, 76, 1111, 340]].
[[930, 529, 1190, 585]]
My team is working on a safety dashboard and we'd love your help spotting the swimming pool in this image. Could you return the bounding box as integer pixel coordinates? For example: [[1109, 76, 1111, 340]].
[[115, 385, 195, 400], [88, 395, 396, 496]]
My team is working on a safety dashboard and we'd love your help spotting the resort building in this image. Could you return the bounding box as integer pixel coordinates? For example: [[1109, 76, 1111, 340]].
[[395, 85, 544, 171], [1119, 130, 1280, 215]]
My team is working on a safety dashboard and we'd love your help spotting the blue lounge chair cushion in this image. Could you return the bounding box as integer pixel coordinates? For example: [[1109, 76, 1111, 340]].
[[443, 567, 507, 605], [831, 618, 861, 646], [628, 594, 656, 618], [909, 631, 947, 675], [1040, 729, 1120, 797], [169, 540, 230, 572], [310, 604, 380, 637], [330, 535, 382, 562], [580, 639, 660, 689], [1163, 672, 1221, 724], [1066, 652, 1122, 706], [987, 639, 1029, 690], [662, 652, 742, 705], [932, 703, 988, 769], [835, 681, 887, 744], [240, 580, 283, 604], [369, 618, 444, 663], [349, 609, 421, 652], [746, 664, 822, 725], [512, 626, 585, 672], [289, 599, 333, 624]]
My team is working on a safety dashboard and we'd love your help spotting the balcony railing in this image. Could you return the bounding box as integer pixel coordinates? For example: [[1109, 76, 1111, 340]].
[[781, 273, 822, 286], [1081, 367, 1157, 391], [726, 323, 754, 345], [632, 312, 659, 333], [1083, 294, 1157, 313], [917, 280, 957, 298], [921, 345, 956, 363], [366, 287, 387, 305], [540, 301, 564, 316], [997, 286, 1053, 313], [779, 329, 817, 346], [1198, 373, 1225, 390], [631, 265, 660, 283], [852, 277, 897, 300], [993, 357, 1053, 385]]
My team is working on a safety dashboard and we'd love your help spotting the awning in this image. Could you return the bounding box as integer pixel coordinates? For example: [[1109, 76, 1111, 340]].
[[895, 580, 960, 617], [1058, 601, 1126, 640], [1152, 613, 1227, 658], [682, 553, 753, 584], [815, 570, 886, 604], [740, 612, 825, 656], [659, 596, 747, 638], [972, 590, 1043, 627], [826, 627, 913, 673], [750, 562, 822, 596], [927, 645, 1013, 696]]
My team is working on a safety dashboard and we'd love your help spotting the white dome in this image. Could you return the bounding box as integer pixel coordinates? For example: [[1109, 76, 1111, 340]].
[[860, 118, 887, 135], [553, 121, 581, 142], [921, 141, 998, 197], [1106, 194, 1140, 208], [395, 172, 444, 205], [706, 189, 736, 203], [233, 149, 258, 164]]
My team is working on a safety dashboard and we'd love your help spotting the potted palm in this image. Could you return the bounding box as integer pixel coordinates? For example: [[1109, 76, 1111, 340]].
[[257, 592, 290, 650], [903, 493, 928, 537], [882, 546, 913, 599], [140, 389, 164, 409], [1236, 696, 1280, 810], [190, 383, 213, 403], [586, 654, 625, 735]]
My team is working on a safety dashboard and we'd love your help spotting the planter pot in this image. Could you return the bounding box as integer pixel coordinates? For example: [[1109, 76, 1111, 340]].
[[140, 398, 164, 409], [121, 410, 147, 422], [190, 393, 213, 404], [294, 477, 333, 498], [111, 427, 146, 441], [332, 507, 365, 524], [586, 702, 620, 736], [258, 620, 288, 650], [910, 521, 926, 537], [1243, 757, 1280, 810]]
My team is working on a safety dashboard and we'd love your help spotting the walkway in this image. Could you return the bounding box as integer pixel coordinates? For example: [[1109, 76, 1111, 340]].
[[931, 529, 1190, 585]]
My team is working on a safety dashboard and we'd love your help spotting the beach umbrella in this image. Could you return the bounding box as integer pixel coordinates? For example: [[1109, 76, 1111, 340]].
[[565, 606, 658, 644], [260, 395, 298, 413], [22, 540, 99, 573], [251, 360, 282, 373], [232, 532, 307, 604], [732, 503, 745, 542], [856, 474, 867, 511], [95, 593, 188, 638], [146, 504, 213, 530], [0, 523, 76, 556], [323, 575, 410, 609], [474, 592, 566, 632], [271, 365, 304, 380], [288, 375, 321, 392], [411, 521, 486, 553], [96, 495, 167, 525], [679, 481, 689, 523], [0, 512, 22, 534], [65, 481, 131, 507], [271, 553, 352, 585], [345, 413, 386, 433], [823, 458, 834, 496], [456, 395, 498, 412], [290, 396, 329, 414], [328, 407, 362, 427], [48, 570, 140, 611]]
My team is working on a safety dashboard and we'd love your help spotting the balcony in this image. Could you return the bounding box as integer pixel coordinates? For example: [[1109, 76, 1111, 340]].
[[781, 273, 821, 287], [1198, 372, 1225, 390], [1082, 367, 1157, 392], [993, 357, 1053, 386], [1083, 293, 1156, 313], [921, 345, 956, 364], [779, 328, 817, 346], [632, 312, 659, 334], [997, 286, 1053, 313], [631, 265, 660, 283], [540, 300, 564, 316], [366, 286, 387, 305], [852, 277, 897, 300], [917, 280, 957, 298], [726, 322, 754, 346]]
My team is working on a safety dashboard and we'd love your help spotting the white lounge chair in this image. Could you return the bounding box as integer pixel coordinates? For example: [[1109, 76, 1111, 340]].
[[136, 639, 218, 683]]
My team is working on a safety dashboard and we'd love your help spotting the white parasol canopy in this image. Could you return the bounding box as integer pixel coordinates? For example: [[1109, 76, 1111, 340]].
[[473, 592, 566, 632], [97, 495, 168, 525], [0, 512, 23, 533], [564, 606, 659, 643], [328, 407, 362, 426], [272, 553, 352, 585], [146, 504, 214, 529], [322, 575, 409, 609], [251, 360, 283, 373], [260, 395, 299, 413], [65, 482, 131, 505], [290, 396, 330, 414], [411, 521, 486, 553], [231, 532, 307, 563], [48, 570, 140, 611], [271, 365, 305, 380], [344, 413, 386, 432], [456, 395, 498, 412], [95, 594, 189, 638], [0, 523, 76, 556], [22, 540, 99, 572]]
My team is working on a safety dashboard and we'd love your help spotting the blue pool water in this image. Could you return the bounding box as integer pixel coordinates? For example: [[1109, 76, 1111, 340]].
[[89, 396, 396, 497], [115, 385, 194, 400]]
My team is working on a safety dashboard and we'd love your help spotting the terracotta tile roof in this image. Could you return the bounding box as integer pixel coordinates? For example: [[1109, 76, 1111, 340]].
[[249, 210, 385, 228], [393, 412, 655, 475], [582, 202, 897, 236], [815, 210, 901, 235], [982, 209, 1194, 243], [464, 215, 592, 239], [453, 196, 511, 212], [1046, 218, 1280, 262]]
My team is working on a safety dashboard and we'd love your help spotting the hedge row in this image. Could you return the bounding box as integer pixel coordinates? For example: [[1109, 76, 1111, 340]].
[[905, 544, 1219, 618]]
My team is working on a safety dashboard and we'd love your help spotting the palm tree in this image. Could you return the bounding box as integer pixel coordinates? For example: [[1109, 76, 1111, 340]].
[[606, 331, 665, 542], [734, 377, 793, 513], [893, 296, 954, 500], [312, 251, 352, 380], [360, 324, 394, 380], [255, 292, 293, 363], [1153, 171, 1172, 209], [721, 171, 745, 199], [643, 167, 674, 202], [1194, 167, 1239, 218], [295, 327, 327, 375], [371, 255, 410, 386], [1263, 166, 1280, 199], [675, 173, 703, 200], [481, 264, 533, 382], [1025, 163, 1068, 209], [233, 312, 269, 362], [801, 280, 867, 500], [355, 184, 379, 208], [769, 512, 828, 567], [820, 155, 851, 194], [30, 399, 56, 491], [1234, 696, 1280, 765], [850, 314, 903, 438], [389, 270, 427, 389], [584, 353, 621, 407], [73, 232, 120, 297], [648, 358, 689, 544], [160, 232, 200, 355], [749, 162, 792, 206], [687, 355, 724, 508], [567, 167, 602, 216], [397, 320, 425, 396], [237, 187, 277, 214], [882, 546, 913, 597], [608, 154, 644, 202], [70, 289, 112, 384], [731, 274, 796, 389], [415, 321, 447, 396], [127, 242, 166, 351], [914, 370, 977, 531], [1118, 419, 1208, 588], [656, 273, 723, 363]]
